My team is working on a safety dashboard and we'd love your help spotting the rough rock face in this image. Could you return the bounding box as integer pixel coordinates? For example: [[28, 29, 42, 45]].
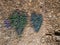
[[0, 0, 60, 45], [45, 0, 60, 45]]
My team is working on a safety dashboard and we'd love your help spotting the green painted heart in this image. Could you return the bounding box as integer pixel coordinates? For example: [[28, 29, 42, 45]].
[[8, 10, 27, 36]]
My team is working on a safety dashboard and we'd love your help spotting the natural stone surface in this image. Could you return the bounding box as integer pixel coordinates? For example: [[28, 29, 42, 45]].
[[0, 0, 60, 45]]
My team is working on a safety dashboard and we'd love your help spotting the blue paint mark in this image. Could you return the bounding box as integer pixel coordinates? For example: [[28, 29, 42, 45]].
[[31, 12, 43, 32]]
